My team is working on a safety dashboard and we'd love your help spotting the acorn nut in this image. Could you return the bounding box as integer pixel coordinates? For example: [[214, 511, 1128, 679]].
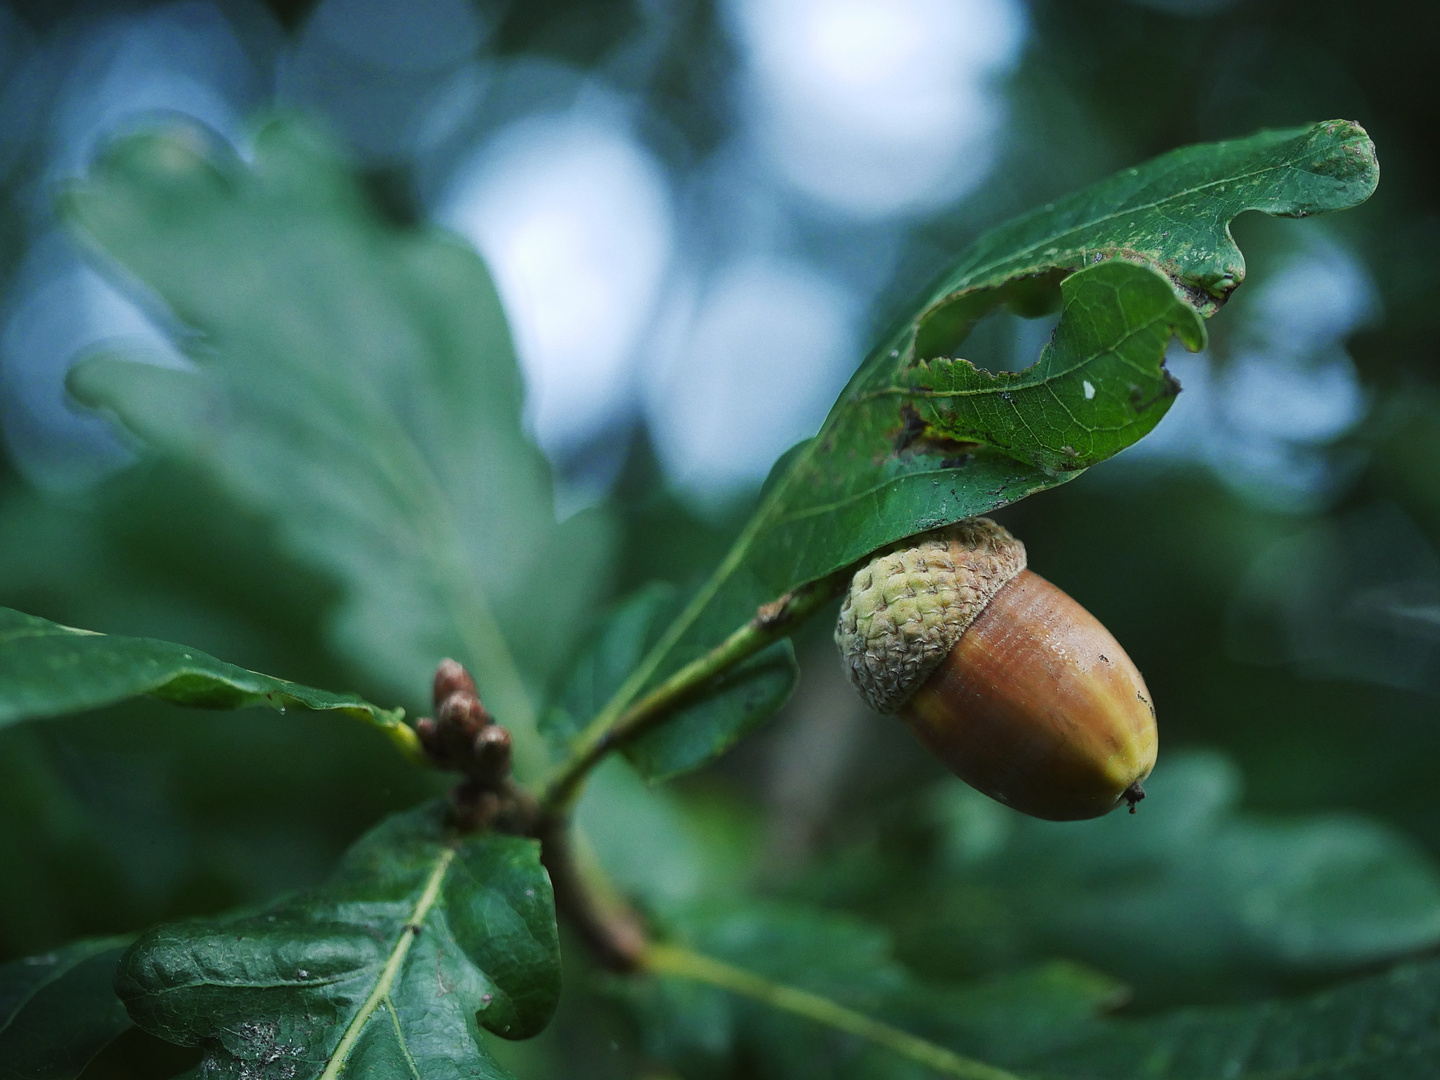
[[834, 518, 1156, 821]]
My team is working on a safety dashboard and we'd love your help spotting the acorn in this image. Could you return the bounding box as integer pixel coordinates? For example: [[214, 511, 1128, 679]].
[[834, 518, 1156, 821]]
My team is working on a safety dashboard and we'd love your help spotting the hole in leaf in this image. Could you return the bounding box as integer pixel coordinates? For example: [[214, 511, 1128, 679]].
[[913, 269, 1066, 371]]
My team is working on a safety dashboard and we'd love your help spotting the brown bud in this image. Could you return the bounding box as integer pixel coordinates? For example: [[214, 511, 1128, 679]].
[[437, 690, 489, 736], [415, 716, 442, 758], [449, 780, 502, 831], [471, 725, 513, 786], [433, 658, 478, 711], [835, 519, 1156, 821]]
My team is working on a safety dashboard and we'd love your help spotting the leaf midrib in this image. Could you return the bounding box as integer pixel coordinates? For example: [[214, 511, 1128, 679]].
[[317, 846, 455, 1080], [952, 131, 1351, 290]]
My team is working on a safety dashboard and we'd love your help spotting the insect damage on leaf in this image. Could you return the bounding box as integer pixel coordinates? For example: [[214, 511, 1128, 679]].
[[869, 259, 1204, 478], [583, 121, 1377, 761]]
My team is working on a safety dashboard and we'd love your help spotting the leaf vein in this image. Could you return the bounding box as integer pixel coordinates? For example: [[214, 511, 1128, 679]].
[[317, 847, 455, 1080]]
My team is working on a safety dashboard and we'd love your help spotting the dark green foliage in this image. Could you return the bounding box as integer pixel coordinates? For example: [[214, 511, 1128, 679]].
[[0, 938, 132, 1080], [621, 121, 1379, 750], [0, 607, 410, 749], [543, 583, 798, 781], [0, 105, 1407, 1080], [1028, 957, 1440, 1079], [117, 803, 559, 1080], [887, 752, 1440, 1002], [624, 895, 1440, 1080]]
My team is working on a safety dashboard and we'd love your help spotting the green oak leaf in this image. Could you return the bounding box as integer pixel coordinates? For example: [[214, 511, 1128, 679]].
[[1027, 957, 1440, 1079], [61, 118, 614, 778], [0, 937, 133, 1080], [116, 802, 560, 1080], [599, 120, 1376, 759], [622, 897, 1440, 1080], [544, 584, 798, 782], [541, 585, 679, 752], [0, 606, 414, 755], [623, 644, 796, 783], [872, 752, 1440, 1005], [897, 260, 1202, 474], [620, 899, 1121, 1080]]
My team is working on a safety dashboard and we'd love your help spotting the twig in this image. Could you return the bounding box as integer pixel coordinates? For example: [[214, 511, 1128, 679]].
[[641, 943, 1026, 1080], [537, 570, 849, 813], [535, 811, 647, 972]]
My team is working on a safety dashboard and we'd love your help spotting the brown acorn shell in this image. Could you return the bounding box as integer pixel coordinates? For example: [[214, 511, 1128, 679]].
[[900, 569, 1157, 821]]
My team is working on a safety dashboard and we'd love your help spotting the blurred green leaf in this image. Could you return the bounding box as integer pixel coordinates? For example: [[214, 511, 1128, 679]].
[[0, 606, 414, 754], [117, 802, 559, 1080], [623, 895, 1440, 1080], [62, 119, 615, 776], [545, 584, 798, 782], [574, 756, 720, 914], [624, 642, 796, 783], [620, 899, 1121, 1080], [612, 120, 1378, 749], [631, 902, 906, 1078], [542, 585, 677, 752], [0, 937, 133, 1080], [1028, 957, 1440, 1079], [901, 751, 1440, 1001]]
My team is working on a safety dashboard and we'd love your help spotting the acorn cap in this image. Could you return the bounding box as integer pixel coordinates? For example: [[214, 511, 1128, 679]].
[[835, 518, 1027, 714]]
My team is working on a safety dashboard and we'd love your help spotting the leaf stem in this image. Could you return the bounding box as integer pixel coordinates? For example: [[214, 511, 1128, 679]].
[[537, 571, 846, 813], [380, 718, 426, 764], [641, 942, 1025, 1080]]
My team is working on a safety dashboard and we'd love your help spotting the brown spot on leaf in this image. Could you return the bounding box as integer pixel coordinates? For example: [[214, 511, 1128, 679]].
[[894, 404, 926, 452]]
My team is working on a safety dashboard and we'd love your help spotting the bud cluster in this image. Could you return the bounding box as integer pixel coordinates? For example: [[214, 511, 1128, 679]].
[[416, 658, 521, 830]]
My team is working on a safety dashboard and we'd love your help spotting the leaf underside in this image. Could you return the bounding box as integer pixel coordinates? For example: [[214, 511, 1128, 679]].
[[115, 803, 560, 1080], [0, 606, 411, 749], [61, 118, 615, 774]]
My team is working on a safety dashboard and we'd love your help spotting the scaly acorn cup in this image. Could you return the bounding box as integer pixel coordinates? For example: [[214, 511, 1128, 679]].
[[834, 518, 1156, 821]]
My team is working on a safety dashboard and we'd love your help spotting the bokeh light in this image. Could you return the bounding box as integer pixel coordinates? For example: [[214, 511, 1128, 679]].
[[438, 106, 675, 460], [727, 0, 1027, 218]]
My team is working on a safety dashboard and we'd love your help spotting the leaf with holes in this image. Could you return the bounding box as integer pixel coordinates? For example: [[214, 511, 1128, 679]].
[[601, 120, 1377, 747], [115, 802, 560, 1080]]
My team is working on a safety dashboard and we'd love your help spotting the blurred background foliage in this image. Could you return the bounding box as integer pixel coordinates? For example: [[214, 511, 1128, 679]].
[[1, 0, 1439, 1076]]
